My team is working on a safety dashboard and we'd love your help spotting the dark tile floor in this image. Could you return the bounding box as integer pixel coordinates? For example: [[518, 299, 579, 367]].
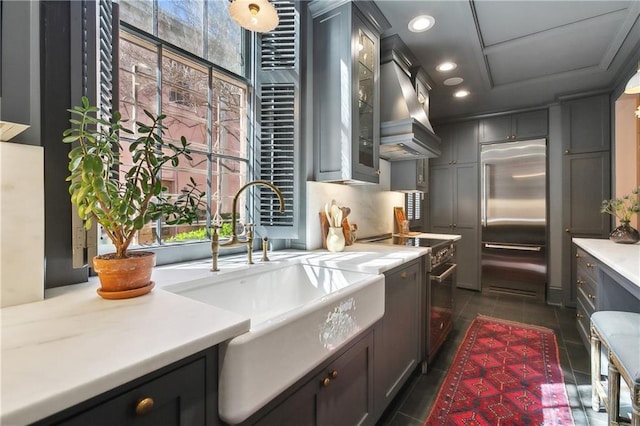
[[377, 288, 621, 425]]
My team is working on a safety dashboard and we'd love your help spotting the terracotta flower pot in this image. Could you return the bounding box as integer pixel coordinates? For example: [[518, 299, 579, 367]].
[[93, 251, 156, 299]]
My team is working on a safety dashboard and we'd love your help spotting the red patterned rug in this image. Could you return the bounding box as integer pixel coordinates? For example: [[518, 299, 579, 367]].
[[425, 315, 575, 425]]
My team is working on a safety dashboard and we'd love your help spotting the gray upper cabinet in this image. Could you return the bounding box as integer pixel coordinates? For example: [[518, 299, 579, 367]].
[[431, 120, 478, 166], [478, 110, 548, 143], [561, 94, 610, 154], [311, 1, 390, 183], [390, 158, 428, 192]]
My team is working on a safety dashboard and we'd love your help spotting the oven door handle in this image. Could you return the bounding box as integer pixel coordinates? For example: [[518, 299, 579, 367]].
[[484, 243, 542, 252], [430, 263, 457, 283]]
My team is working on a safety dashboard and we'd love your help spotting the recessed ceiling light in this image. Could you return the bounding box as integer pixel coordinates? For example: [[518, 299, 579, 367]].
[[408, 15, 435, 33], [454, 90, 470, 98], [444, 77, 464, 86], [436, 62, 457, 72]]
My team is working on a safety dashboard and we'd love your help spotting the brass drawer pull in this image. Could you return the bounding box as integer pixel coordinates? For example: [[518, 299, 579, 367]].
[[588, 293, 596, 300], [329, 370, 338, 379], [576, 313, 584, 319], [576, 279, 584, 286], [135, 397, 154, 416], [321, 377, 331, 387], [586, 262, 593, 268]]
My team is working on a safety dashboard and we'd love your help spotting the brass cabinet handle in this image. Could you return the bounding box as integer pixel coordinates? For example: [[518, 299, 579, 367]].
[[586, 262, 593, 268], [321, 377, 331, 387], [588, 293, 596, 300], [565, 149, 570, 154], [135, 397, 154, 416], [565, 228, 571, 233], [576, 313, 584, 319], [575, 253, 581, 258], [576, 279, 584, 286], [329, 370, 338, 379]]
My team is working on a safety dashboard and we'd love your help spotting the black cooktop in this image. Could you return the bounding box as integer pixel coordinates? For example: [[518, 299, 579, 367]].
[[364, 235, 453, 250]]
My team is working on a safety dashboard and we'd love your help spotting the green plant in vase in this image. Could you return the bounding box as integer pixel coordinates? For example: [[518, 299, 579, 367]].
[[601, 186, 640, 244], [63, 96, 205, 297]]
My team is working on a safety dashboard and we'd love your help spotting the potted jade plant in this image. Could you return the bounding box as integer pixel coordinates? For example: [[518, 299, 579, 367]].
[[601, 186, 640, 244], [63, 97, 205, 298]]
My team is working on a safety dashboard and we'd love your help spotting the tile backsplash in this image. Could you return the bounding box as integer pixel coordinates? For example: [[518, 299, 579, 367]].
[[305, 160, 405, 249]]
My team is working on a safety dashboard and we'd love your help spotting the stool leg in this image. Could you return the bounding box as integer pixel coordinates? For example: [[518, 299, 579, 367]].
[[591, 330, 602, 411], [632, 385, 640, 426], [608, 355, 620, 426]]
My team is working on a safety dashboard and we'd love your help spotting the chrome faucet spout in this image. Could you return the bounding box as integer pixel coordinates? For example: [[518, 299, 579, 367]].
[[211, 180, 285, 270]]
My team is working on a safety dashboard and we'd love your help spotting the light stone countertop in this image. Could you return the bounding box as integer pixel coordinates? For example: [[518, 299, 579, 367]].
[[573, 238, 640, 287], [1, 244, 430, 425]]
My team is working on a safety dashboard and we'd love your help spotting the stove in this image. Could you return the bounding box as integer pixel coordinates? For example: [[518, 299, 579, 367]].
[[361, 233, 457, 371]]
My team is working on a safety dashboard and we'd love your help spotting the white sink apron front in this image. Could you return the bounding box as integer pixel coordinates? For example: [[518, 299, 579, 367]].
[[165, 259, 385, 424]]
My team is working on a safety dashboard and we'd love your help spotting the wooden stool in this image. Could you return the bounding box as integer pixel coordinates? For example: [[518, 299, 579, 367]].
[[590, 311, 640, 425]]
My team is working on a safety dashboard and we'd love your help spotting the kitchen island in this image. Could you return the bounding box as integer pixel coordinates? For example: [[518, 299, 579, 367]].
[[572, 238, 640, 351]]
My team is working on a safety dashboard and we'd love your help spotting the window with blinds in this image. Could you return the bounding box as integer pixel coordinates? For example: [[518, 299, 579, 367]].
[[406, 192, 423, 221], [256, 0, 300, 236]]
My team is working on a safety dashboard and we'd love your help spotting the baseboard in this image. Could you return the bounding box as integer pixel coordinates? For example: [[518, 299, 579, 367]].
[[546, 287, 563, 306]]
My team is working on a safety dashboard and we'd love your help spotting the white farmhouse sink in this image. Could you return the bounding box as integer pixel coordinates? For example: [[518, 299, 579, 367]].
[[164, 259, 384, 424]]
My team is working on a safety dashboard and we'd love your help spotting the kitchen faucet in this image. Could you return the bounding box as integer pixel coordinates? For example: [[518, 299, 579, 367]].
[[211, 180, 285, 271]]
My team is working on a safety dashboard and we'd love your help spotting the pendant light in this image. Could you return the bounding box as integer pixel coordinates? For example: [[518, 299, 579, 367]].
[[228, 0, 279, 33], [624, 61, 640, 95]]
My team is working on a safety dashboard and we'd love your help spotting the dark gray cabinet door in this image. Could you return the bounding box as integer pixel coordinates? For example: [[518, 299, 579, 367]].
[[452, 120, 479, 164], [374, 260, 421, 415], [455, 227, 480, 290], [255, 331, 375, 426], [563, 151, 611, 236], [390, 158, 428, 192], [479, 115, 512, 143], [429, 164, 454, 229], [40, 348, 218, 426], [561, 94, 610, 154], [454, 163, 478, 229], [512, 110, 548, 140], [563, 151, 611, 307], [313, 3, 381, 183], [318, 331, 374, 426], [479, 110, 547, 143], [431, 124, 453, 166], [429, 162, 480, 290]]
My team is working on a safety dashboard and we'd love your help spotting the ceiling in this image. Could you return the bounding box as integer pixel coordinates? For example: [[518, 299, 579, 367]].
[[374, 0, 640, 121]]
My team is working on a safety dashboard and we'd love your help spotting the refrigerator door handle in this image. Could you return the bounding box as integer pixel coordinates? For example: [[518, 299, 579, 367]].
[[482, 163, 489, 228], [484, 243, 542, 252]]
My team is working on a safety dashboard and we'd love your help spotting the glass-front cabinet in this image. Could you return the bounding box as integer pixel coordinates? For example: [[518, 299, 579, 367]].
[[311, 1, 389, 183], [357, 26, 376, 171]]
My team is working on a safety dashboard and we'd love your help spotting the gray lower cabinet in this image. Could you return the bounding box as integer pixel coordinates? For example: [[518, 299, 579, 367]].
[[251, 330, 375, 426], [373, 259, 421, 417], [247, 260, 423, 425], [575, 247, 599, 351], [35, 347, 218, 426], [430, 162, 480, 290], [573, 244, 640, 352], [478, 109, 548, 143]]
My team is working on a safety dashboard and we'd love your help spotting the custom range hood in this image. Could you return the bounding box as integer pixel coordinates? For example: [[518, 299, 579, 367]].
[[379, 35, 441, 161]]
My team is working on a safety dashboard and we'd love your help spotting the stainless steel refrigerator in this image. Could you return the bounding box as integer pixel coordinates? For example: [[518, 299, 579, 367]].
[[480, 139, 547, 302]]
